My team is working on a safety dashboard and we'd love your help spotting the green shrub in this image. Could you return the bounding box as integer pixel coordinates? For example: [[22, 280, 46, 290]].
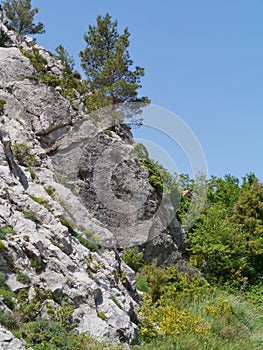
[[121, 247, 144, 272], [37, 72, 62, 87], [136, 277, 148, 292], [23, 210, 38, 223], [45, 186, 56, 199], [0, 232, 6, 240], [0, 311, 18, 330], [29, 194, 50, 210], [30, 257, 44, 273], [58, 216, 76, 235], [25, 168, 36, 180], [0, 226, 16, 235], [16, 287, 51, 322], [104, 129, 113, 137], [139, 159, 163, 199], [112, 296, 123, 310], [16, 269, 31, 284], [97, 311, 107, 321], [0, 284, 15, 310], [17, 319, 92, 350], [0, 272, 6, 283], [75, 234, 99, 253], [0, 28, 12, 47], [51, 239, 65, 252], [0, 240, 6, 250], [134, 142, 149, 159], [13, 143, 36, 167], [59, 216, 99, 252], [21, 48, 47, 73]]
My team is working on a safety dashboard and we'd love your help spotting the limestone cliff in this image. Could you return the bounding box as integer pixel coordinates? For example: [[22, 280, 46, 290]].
[[0, 11, 188, 348]]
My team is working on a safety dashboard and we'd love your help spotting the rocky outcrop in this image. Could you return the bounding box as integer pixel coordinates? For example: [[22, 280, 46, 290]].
[[0, 327, 30, 350], [52, 119, 187, 262], [0, 10, 188, 347], [0, 47, 34, 83]]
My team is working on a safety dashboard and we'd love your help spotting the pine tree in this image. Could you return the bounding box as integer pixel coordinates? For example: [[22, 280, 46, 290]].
[[2, 0, 45, 35], [79, 13, 149, 121]]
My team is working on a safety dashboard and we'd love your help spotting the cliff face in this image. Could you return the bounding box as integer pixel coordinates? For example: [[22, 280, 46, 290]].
[[0, 13, 187, 347]]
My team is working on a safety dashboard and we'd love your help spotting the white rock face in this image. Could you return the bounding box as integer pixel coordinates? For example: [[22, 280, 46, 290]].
[[0, 48, 35, 83], [0, 9, 187, 347], [0, 327, 30, 350]]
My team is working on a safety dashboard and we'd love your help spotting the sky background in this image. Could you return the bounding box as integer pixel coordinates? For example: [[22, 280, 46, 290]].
[[31, 0, 263, 181]]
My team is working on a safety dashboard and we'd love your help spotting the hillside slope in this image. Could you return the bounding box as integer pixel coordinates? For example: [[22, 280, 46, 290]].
[[0, 10, 187, 348]]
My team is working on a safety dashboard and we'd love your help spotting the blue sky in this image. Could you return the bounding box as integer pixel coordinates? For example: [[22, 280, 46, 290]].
[[32, 0, 263, 181]]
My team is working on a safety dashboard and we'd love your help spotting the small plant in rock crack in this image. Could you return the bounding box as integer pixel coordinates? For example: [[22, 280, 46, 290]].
[[13, 143, 36, 167], [15, 269, 31, 284]]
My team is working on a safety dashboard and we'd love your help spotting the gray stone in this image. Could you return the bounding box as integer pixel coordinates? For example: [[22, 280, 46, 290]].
[[0, 327, 29, 350], [0, 10, 188, 346], [0, 48, 34, 84]]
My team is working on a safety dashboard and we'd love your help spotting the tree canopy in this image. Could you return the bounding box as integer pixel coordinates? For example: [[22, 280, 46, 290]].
[[2, 0, 45, 35], [79, 13, 149, 118]]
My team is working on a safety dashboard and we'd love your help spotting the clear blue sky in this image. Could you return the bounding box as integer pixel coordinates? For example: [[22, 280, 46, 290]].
[[32, 0, 263, 181]]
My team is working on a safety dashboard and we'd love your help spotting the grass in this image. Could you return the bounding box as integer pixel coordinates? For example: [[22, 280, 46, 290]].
[[23, 210, 38, 223], [133, 287, 263, 350], [59, 216, 99, 252], [0, 226, 16, 235], [30, 257, 44, 273], [97, 311, 107, 321], [29, 194, 50, 210]]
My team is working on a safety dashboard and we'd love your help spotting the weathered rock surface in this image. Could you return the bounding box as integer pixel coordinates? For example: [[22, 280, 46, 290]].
[[0, 10, 188, 347], [0, 48, 34, 84], [0, 327, 30, 350]]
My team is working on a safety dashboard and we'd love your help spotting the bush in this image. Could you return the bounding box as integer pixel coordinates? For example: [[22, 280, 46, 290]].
[[16, 269, 31, 284], [0, 28, 12, 47], [136, 277, 148, 292], [75, 234, 99, 253], [23, 210, 38, 223], [0, 283, 15, 309], [97, 311, 107, 321], [21, 48, 47, 73], [29, 194, 50, 210], [13, 143, 36, 167], [0, 272, 6, 283], [0, 226, 16, 235], [0, 240, 6, 250], [37, 72, 62, 87], [30, 257, 44, 273], [121, 247, 144, 272], [45, 186, 56, 199]]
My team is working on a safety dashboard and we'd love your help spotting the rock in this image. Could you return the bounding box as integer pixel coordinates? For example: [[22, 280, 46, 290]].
[[9, 79, 73, 138], [0, 9, 188, 347], [0, 48, 34, 84], [0, 327, 30, 350], [52, 120, 188, 262]]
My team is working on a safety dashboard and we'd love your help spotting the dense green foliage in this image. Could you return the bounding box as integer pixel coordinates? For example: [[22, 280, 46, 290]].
[[135, 151, 263, 289], [0, 27, 12, 46], [2, 0, 45, 35], [189, 173, 263, 288], [79, 13, 149, 121], [121, 247, 144, 273]]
